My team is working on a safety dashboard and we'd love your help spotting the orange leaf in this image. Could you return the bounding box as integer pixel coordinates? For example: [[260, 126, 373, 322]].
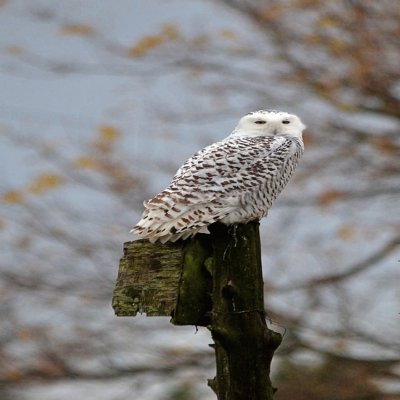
[[318, 190, 346, 206], [73, 156, 98, 169], [2, 190, 24, 204], [98, 125, 121, 141], [28, 174, 64, 195], [371, 137, 399, 154], [16, 329, 34, 341], [337, 225, 355, 241], [219, 29, 237, 40], [302, 130, 316, 146], [127, 35, 164, 57], [161, 23, 180, 40], [60, 23, 95, 36], [6, 45, 24, 55], [304, 34, 322, 45], [36, 358, 65, 376], [316, 16, 337, 29], [4, 368, 24, 381], [328, 38, 348, 55]]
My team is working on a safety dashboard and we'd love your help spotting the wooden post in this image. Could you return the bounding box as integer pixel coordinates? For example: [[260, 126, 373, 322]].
[[112, 221, 282, 399], [207, 222, 282, 399]]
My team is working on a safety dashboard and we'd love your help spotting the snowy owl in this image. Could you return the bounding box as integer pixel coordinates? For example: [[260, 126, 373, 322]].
[[131, 110, 305, 243]]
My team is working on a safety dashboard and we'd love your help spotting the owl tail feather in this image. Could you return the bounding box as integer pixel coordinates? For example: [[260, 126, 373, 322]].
[[130, 204, 233, 244]]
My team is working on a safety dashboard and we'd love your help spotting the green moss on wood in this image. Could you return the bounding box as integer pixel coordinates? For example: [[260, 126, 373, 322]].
[[208, 221, 281, 400], [171, 236, 212, 326], [112, 222, 282, 399]]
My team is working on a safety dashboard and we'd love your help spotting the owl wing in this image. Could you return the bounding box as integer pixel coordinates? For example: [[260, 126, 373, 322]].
[[132, 136, 300, 242], [164, 135, 296, 203]]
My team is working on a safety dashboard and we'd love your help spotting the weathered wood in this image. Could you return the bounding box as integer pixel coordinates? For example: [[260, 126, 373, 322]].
[[112, 240, 185, 316], [171, 236, 212, 326], [112, 237, 213, 324], [112, 221, 282, 399], [207, 222, 282, 400]]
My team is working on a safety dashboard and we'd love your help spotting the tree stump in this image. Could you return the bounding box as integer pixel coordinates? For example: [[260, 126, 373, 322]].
[[112, 221, 282, 399]]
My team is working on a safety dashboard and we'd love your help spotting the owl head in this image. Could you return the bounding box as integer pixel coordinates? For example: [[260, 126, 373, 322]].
[[233, 110, 306, 139]]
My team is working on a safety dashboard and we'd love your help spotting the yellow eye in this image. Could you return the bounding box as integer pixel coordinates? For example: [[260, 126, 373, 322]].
[[254, 120, 266, 124]]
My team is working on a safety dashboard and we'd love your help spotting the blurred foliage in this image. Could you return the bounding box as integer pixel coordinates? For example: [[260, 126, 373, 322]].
[[275, 358, 383, 400], [2, 190, 24, 204], [162, 383, 197, 400], [28, 173, 64, 195], [0, 1, 399, 399], [59, 23, 95, 36], [127, 24, 181, 57], [224, 0, 400, 117]]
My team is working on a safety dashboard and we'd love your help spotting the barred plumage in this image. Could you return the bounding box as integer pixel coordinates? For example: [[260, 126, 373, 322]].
[[131, 110, 305, 243]]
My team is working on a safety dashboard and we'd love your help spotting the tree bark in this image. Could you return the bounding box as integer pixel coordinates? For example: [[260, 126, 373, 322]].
[[207, 222, 282, 400], [112, 221, 282, 399]]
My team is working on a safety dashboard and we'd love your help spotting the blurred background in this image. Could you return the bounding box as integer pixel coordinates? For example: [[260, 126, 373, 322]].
[[0, 1, 399, 399]]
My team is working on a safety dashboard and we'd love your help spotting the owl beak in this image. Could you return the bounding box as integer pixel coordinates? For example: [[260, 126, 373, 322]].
[[272, 128, 278, 135]]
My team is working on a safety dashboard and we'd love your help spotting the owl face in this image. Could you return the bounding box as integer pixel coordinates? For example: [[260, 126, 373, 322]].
[[235, 110, 306, 139]]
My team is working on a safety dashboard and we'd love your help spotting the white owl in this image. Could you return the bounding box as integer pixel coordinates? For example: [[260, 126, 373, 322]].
[[131, 110, 305, 243]]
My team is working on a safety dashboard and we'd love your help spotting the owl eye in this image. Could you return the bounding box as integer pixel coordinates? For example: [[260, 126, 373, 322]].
[[282, 120, 291, 124], [254, 120, 266, 124]]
